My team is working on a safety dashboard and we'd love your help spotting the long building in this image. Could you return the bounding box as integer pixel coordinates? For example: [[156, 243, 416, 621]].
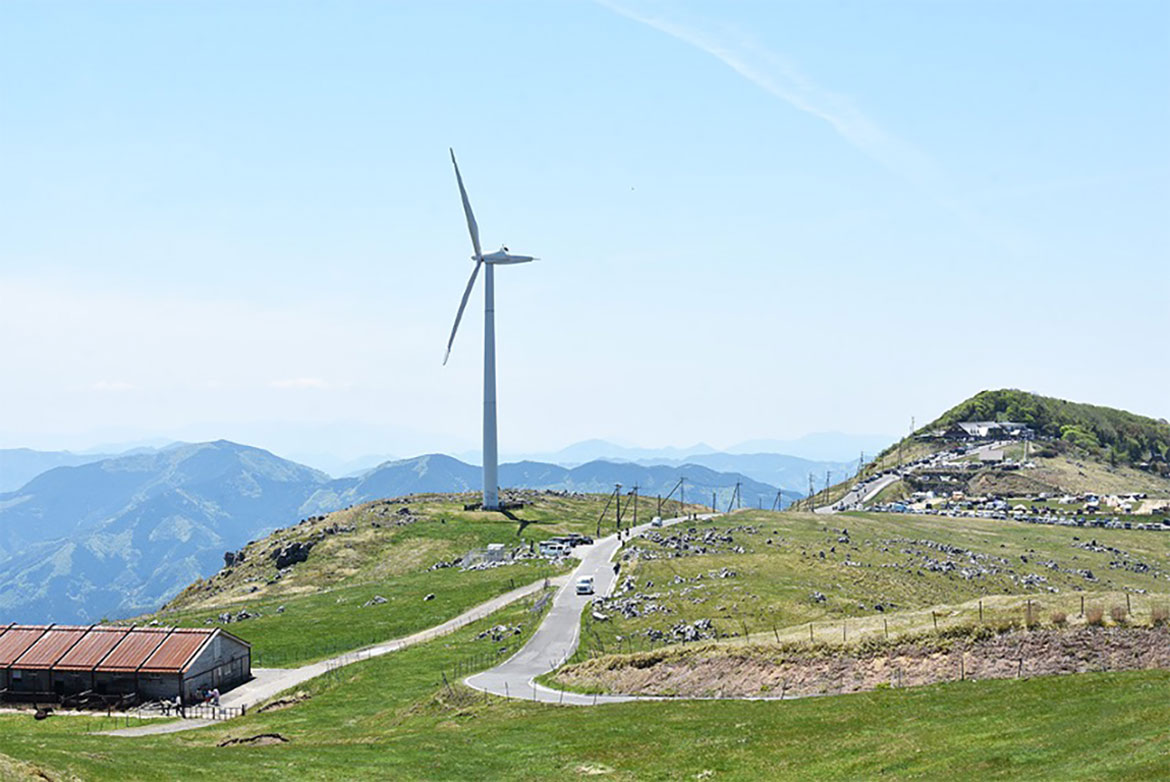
[[0, 624, 250, 705]]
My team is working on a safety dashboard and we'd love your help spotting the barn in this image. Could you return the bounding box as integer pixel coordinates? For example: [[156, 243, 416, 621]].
[[0, 624, 250, 706]]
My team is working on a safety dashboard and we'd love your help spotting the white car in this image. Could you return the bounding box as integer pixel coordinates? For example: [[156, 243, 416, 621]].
[[651, 516, 663, 528], [576, 576, 595, 595]]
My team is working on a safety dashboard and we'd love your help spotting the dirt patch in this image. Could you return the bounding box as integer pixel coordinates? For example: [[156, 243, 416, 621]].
[[256, 691, 311, 713], [555, 626, 1170, 698], [217, 733, 290, 747]]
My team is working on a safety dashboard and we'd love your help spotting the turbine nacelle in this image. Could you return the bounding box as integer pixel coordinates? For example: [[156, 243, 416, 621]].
[[481, 246, 535, 265]]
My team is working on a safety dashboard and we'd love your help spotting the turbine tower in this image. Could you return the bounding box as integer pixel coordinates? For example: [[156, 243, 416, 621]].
[[443, 149, 535, 510]]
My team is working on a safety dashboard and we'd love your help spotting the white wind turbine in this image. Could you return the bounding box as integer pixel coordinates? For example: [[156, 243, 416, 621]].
[[443, 149, 535, 511]]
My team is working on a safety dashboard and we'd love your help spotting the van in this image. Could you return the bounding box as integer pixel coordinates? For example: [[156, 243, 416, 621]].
[[576, 576, 594, 595]]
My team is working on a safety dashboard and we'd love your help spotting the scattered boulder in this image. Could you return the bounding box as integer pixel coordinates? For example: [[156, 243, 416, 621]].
[[363, 595, 387, 607], [424, 593, 436, 602], [271, 540, 315, 569]]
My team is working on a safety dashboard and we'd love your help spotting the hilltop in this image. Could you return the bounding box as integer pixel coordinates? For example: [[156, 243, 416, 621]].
[[805, 390, 1170, 509]]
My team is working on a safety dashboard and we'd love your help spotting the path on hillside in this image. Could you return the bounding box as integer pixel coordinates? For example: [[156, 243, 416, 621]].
[[100, 575, 564, 737], [816, 442, 1007, 513], [464, 513, 716, 705]]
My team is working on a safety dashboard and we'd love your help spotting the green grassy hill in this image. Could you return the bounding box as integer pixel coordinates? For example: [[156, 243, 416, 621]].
[[567, 509, 1170, 659], [813, 390, 1170, 506], [138, 490, 702, 666]]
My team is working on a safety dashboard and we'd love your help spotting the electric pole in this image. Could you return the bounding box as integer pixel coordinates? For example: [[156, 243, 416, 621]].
[[614, 483, 622, 532]]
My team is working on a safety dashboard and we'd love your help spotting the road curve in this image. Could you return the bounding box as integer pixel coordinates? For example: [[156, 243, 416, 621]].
[[465, 513, 715, 705]]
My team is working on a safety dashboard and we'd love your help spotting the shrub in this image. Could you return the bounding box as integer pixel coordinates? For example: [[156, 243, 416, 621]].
[[1110, 605, 1128, 624], [1086, 605, 1105, 626], [1050, 610, 1067, 626], [1151, 605, 1169, 627]]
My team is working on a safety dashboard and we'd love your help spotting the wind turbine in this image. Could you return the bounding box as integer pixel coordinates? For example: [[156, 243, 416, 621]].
[[443, 149, 535, 511]]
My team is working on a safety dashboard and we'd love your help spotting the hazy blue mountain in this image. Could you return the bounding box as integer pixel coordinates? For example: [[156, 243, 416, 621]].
[[653, 452, 859, 494], [0, 448, 116, 492], [0, 445, 791, 623], [0, 441, 329, 622], [727, 432, 895, 462], [304, 454, 794, 515]]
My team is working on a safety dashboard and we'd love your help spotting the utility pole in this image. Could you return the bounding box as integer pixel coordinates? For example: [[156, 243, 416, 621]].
[[712, 491, 716, 513], [825, 470, 831, 498], [859, 451, 865, 478], [808, 473, 815, 511], [614, 483, 622, 532], [632, 484, 638, 528]]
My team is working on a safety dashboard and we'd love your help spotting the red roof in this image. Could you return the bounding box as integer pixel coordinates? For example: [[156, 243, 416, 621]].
[[0, 625, 246, 675], [139, 629, 212, 673], [98, 628, 173, 671], [12, 625, 90, 670], [0, 626, 49, 666], [53, 627, 132, 672]]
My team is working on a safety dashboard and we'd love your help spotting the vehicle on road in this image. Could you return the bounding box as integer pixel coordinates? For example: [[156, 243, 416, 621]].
[[651, 516, 663, 527], [575, 576, 594, 595], [539, 540, 570, 558]]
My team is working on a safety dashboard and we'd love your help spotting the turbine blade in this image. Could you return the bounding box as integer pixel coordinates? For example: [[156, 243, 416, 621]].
[[443, 259, 482, 365], [450, 148, 482, 259]]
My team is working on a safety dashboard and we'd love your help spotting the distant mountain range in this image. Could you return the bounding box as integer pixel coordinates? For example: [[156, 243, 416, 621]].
[[0, 448, 118, 492], [0, 442, 804, 624], [455, 432, 893, 468]]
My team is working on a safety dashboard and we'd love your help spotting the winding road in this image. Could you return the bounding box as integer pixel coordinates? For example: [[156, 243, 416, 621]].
[[465, 512, 714, 705]]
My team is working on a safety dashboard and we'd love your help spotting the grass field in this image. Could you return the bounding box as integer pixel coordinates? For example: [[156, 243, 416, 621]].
[[4, 505, 1170, 780], [574, 509, 1170, 656], [1, 603, 1166, 780]]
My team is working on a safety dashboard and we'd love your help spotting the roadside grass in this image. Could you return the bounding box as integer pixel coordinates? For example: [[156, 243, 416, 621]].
[[577, 510, 1170, 654], [155, 561, 557, 666], [870, 479, 907, 504]]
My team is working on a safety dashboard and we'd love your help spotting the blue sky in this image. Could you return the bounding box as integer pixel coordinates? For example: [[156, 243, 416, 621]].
[[1, 1, 1167, 465]]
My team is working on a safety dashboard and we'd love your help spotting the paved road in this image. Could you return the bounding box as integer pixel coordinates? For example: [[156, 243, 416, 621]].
[[815, 474, 899, 514], [465, 513, 715, 705], [100, 575, 563, 736], [815, 441, 1010, 513]]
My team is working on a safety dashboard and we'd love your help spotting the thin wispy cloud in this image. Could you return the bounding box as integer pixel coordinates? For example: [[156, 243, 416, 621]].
[[595, 0, 936, 183], [594, 0, 1028, 256]]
